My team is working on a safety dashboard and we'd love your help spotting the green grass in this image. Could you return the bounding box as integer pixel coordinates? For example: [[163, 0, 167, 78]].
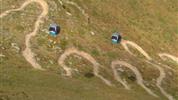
[[0, 0, 178, 99], [0, 66, 163, 100]]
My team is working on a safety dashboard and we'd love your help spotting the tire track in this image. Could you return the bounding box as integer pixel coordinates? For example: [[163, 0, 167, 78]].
[[0, 0, 49, 70], [111, 60, 158, 97], [58, 47, 113, 86]]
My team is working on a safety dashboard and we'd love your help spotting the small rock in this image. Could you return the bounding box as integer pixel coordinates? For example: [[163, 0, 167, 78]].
[[66, 12, 72, 16], [11, 43, 20, 52], [117, 68, 124, 72], [90, 31, 95, 35], [58, 0, 63, 5], [49, 60, 54, 65], [0, 54, 5, 58], [54, 46, 61, 50], [74, 55, 82, 60], [1, 47, 5, 50], [73, 68, 79, 72], [41, 29, 48, 34]]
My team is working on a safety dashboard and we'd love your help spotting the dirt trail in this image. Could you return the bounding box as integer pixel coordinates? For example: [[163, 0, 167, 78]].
[[159, 53, 178, 64], [58, 47, 112, 86], [64, 0, 88, 18], [111, 60, 158, 97], [1, 1, 176, 99], [121, 40, 175, 100], [121, 40, 152, 60], [146, 61, 175, 100], [58, 0, 87, 17], [0, 0, 32, 18], [0, 0, 49, 70]]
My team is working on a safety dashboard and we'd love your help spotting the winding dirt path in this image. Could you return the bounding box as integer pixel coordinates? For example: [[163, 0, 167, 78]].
[[1, 1, 176, 99], [64, 0, 88, 18], [146, 61, 175, 100], [111, 60, 158, 97], [121, 40, 152, 60], [121, 40, 175, 100], [0, 0, 49, 70], [58, 0, 89, 21], [159, 53, 178, 64], [58, 47, 112, 86]]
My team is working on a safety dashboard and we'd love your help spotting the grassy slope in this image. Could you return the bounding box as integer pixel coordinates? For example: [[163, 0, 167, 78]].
[[0, 0, 178, 100]]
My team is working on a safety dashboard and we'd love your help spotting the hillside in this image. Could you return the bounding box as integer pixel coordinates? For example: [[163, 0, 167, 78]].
[[0, 0, 178, 100]]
